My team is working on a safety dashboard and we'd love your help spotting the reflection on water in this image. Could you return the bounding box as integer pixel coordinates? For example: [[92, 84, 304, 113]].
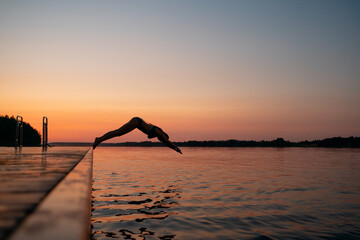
[[91, 147, 360, 240]]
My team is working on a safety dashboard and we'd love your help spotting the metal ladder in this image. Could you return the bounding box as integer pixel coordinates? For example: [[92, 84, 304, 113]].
[[15, 116, 50, 148], [15, 115, 23, 148], [42, 116, 49, 149]]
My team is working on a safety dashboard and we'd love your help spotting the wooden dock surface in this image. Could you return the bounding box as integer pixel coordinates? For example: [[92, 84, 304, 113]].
[[0, 147, 91, 240]]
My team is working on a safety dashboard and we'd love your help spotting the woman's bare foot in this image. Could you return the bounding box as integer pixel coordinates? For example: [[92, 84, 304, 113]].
[[93, 137, 101, 149]]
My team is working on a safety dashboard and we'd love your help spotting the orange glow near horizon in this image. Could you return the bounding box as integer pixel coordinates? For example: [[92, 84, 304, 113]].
[[1, 91, 358, 142]]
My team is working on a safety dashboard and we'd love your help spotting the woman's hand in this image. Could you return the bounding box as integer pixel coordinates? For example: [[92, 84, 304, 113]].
[[175, 147, 182, 154], [157, 131, 182, 154]]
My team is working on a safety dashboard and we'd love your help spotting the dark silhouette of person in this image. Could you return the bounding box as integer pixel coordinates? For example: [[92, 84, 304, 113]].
[[93, 117, 182, 154]]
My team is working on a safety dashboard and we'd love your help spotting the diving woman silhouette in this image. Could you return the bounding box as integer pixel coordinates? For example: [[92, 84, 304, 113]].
[[93, 117, 182, 154]]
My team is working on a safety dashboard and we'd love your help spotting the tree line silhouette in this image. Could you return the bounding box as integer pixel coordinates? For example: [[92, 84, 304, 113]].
[[53, 137, 360, 148], [0, 115, 41, 146]]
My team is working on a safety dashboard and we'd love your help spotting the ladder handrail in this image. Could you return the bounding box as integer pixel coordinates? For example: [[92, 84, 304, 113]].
[[15, 115, 23, 148], [42, 116, 48, 149]]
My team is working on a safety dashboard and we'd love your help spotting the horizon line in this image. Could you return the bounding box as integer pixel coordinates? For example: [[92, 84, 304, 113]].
[[50, 136, 359, 144]]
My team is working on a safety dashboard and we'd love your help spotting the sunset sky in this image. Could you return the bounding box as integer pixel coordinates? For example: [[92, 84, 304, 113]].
[[1, 1, 359, 142]]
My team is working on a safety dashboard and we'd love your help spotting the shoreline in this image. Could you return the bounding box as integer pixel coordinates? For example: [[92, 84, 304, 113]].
[[50, 136, 360, 148]]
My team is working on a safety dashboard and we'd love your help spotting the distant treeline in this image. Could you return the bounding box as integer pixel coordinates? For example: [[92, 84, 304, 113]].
[[174, 137, 360, 148], [53, 137, 360, 148], [0, 115, 41, 146]]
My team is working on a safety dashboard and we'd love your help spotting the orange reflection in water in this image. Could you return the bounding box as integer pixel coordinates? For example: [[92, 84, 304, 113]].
[[91, 147, 360, 240]]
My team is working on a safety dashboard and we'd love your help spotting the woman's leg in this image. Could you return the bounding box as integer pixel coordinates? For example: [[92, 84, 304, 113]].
[[93, 117, 142, 149]]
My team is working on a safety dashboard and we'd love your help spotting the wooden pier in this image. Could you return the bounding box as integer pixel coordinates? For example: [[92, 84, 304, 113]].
[[0, 147, 93, 240]]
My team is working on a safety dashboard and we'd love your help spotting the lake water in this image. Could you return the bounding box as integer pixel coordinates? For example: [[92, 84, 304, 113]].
[[91, 147, 360, 240]]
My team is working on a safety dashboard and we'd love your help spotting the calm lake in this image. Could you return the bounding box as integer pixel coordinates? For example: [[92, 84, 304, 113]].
[[91, 147, 360, 240]]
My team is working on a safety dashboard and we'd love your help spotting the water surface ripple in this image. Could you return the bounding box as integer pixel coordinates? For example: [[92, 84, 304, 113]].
[[91, 147, 360, 240]]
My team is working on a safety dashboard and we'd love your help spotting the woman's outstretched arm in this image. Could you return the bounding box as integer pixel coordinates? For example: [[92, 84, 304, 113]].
[[157, 131, 182, 154]]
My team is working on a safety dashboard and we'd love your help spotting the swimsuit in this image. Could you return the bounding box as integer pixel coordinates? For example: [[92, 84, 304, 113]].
[[148, 126, 169, 139], [133, 117, 168, 139], [148, 126, 158, 139]]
